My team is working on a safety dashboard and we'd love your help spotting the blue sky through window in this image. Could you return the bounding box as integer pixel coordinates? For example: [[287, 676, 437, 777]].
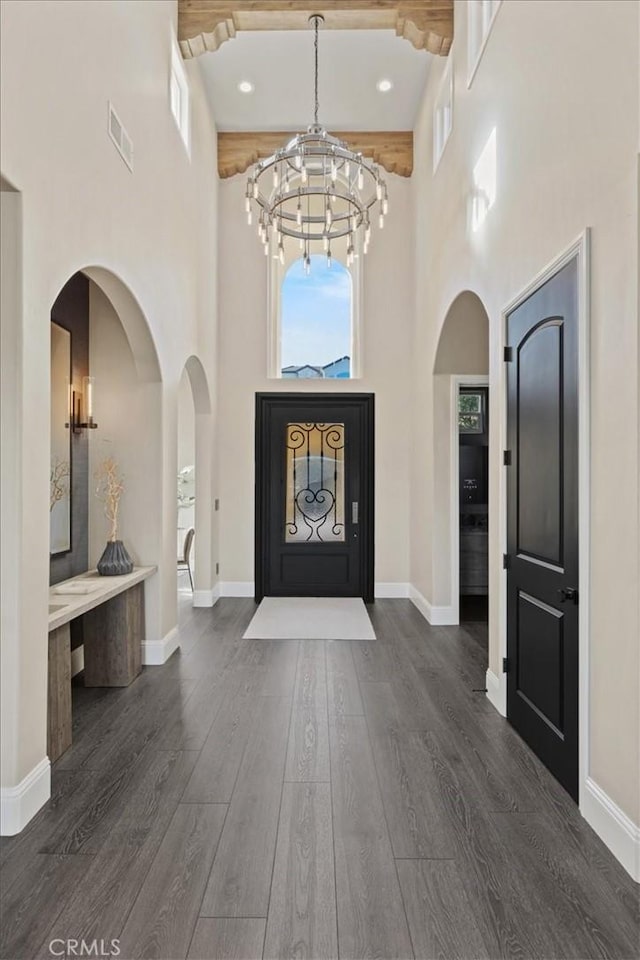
[[281, 255, 351, 371]]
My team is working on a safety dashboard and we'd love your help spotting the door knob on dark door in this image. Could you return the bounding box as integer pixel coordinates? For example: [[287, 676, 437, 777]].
[[557, 587, 578, 604]]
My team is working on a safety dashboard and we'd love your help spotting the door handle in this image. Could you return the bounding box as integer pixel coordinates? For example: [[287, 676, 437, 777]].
[[352, 501, 359, 524], [557, 587, 578, 604]]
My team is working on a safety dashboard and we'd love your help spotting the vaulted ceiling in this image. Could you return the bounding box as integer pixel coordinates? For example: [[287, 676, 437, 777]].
[[177, 2, 454, 178]]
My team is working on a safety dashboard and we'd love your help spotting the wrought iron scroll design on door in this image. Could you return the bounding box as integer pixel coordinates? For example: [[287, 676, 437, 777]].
[[285, 422, 345, 543]]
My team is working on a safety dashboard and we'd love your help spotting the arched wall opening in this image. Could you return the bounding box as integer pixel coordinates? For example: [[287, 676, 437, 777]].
[[2, 254, 172, 834], [431, 291, 490, 626], [47, 266, 167, 666], [82, 272, 165, 650], [178, 355, 216, 606], [177, 368, 196, 591]]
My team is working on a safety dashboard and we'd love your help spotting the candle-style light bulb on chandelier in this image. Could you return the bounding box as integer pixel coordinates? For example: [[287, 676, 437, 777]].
[[245, 13, 388, 271]]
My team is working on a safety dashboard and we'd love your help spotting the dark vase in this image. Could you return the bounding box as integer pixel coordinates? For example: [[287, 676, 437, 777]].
[[97, 539, 134, 576]]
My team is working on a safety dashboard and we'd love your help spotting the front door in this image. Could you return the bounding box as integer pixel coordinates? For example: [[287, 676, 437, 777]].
[[506, 258, 579, 800], [255, 393, 374, 601]]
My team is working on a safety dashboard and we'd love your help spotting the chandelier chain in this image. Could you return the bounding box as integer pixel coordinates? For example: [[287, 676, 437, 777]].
[[313, 15, 319, 127]]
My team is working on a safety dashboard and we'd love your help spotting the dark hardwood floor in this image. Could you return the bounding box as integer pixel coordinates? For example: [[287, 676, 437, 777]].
[[1, 596, 638, 960]]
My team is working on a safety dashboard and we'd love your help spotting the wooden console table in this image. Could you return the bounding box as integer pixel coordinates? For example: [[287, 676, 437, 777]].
[[47, 566, 156, 762]]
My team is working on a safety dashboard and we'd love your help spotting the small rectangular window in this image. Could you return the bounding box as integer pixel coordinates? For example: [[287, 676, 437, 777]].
[[459, 392, 485, 433], [170, 40, 190, 155], [433, 58, 453, 172], [468, 0, 502, 87]]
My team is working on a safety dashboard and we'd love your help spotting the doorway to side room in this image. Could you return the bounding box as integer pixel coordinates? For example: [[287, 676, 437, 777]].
[[176, 355, 215, 608], [458, 383, 489, 627], [432, 291, 490, 655], [177, 366, 196, 596]]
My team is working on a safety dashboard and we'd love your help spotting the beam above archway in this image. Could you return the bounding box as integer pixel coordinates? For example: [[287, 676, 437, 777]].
[[178, 1, 453, 59], [217, 130, 413, 178]]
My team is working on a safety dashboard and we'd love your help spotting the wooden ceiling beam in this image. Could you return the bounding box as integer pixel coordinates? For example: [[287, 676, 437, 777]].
[[217, 130, 413, 179], [179, 1, 453, 59]]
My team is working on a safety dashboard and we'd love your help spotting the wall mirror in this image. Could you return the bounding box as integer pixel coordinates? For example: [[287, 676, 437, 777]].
[[50, 321, 71, 554]]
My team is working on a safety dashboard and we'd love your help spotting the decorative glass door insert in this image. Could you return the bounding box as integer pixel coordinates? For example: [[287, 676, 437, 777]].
[[285, 422, 345, 542]]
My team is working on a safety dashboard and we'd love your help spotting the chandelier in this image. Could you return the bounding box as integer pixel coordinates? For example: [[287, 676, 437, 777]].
[[245, 13, 388, 273]]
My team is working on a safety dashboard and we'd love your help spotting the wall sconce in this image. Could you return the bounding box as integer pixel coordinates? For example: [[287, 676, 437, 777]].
[[67, 376, 98, 433]]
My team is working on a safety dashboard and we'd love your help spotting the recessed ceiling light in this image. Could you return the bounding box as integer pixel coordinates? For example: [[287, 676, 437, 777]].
[[376, 78, 393, 93], [238, 80, 254, 94]]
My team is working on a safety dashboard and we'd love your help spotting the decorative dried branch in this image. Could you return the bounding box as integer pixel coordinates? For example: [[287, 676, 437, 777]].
[[50, 457, 70, 512], [94, 456, 125, 542]]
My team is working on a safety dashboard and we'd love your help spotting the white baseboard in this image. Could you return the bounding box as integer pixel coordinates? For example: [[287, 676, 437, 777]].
[[428, 605, 457, 625], [193, 584, 220, 608], [582, 777, 640, 882], [409, 585, 457, 625], [219, 582, 411, 600], [142, 626, 180, 666], [485, 667, 507, 716], [375, 582, 410, 598], [220, 581, 255, 597], [408, 584, 431, 622], [0, 757, 51, 835]]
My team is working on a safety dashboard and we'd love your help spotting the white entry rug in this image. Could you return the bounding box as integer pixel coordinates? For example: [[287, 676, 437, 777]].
[[243, 597, 376, 641]]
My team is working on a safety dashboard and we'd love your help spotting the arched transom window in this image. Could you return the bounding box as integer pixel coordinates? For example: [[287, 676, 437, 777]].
[[275, 255, 356, 379]]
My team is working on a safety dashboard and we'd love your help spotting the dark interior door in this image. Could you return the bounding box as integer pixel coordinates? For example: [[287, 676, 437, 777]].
[[255, 393, 374, 601], [506, 258, 579, 800]]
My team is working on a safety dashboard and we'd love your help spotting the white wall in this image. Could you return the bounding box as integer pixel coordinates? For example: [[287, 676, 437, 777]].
[[178, 369, 196, 476], [411, 0, 639, 828], [177, 368, 196, 538], [0, 0, 219, 819], [217, 173, 414, 590], [0, 187, 24, 792], [433, 291, 489, 374]]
